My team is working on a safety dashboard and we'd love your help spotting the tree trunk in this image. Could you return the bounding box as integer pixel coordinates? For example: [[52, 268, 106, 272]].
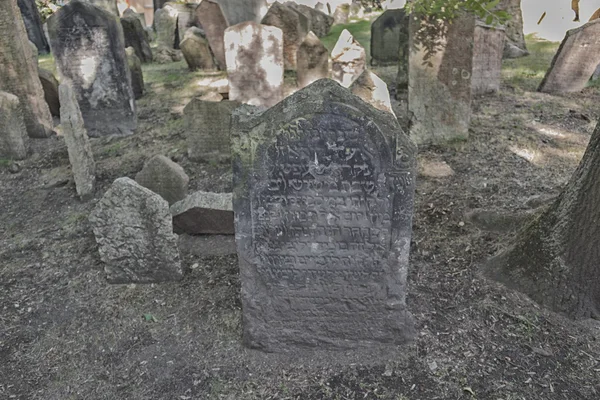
[[485, 120, 600, 319]]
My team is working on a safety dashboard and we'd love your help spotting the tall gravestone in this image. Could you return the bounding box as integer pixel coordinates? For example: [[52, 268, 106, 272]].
[[195, 0, 229, 69], [154, 5, 179, 49], [0, 91, 29, 160], [471, 23, 505, 96], [0, 0, 53, 138], [408, 15, 475, 144], [285, 2, 333, 38], [231, 79, 417, 351], [217, 0, 268, 26], [47, 1, 137, 137], [296, 31, 329, 88], [261, 2, 309, 70], [224, 22, 284, 108], [370, 9, 409, 66], [121, 13, 153, 63], [538, 20, 600, 94], [17, 0, 50, 54]]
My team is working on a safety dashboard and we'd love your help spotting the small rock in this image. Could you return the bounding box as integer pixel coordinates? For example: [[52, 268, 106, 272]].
[[135, 155, 189, 205]]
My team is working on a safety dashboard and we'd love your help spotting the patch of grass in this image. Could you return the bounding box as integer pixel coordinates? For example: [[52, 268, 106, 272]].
[[321, 19, 375, 57], [38, 53, 56, 74], [0, 158, 12, 166], [502, 33, 560, 92]]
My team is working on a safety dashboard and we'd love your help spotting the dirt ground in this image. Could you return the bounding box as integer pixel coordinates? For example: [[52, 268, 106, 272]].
[[2, 33, 600, 399]]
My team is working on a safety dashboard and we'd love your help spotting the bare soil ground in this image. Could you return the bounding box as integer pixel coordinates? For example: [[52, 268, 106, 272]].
[[2, 33, 600, 399]]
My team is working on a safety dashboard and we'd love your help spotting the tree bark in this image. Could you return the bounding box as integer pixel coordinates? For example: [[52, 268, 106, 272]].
[[486, 119, 600, 319]]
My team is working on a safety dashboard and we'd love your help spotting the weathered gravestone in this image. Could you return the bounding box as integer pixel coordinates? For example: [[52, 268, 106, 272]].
[[349, 70, 394, 115], [121, 13, 153, 63], [217, 0, 268, 26], [538, 19, 600, 94], [194, 0, 229, 69], [370, 8, 409, 66], [471, 23, 505, 96], [47, 1, 137, 137], [231, 79, 417, 351], [184, 97, 241, 162], [0, 91, 29, 160], [285, 2, 333, 38], [261, 2, 309, 70], [89, 177, 183, 283], [0, 0, 53, 138], [497, 0, 528, 58], [296, 31, 329, 88], [125, 47, 144, 99], [165, 2, 198, 44], [135, 155, 189, 205], [180, 27, 217, 71], [17, 0, 50, 54], [333, 4, 349, 24], [171, 191, 234, 235], [331, 29, 366, 87], [39, 68, 60, 117], [408, 15, 475, 144], [154, 4, 179, 49], [224, 22, 284, 108], [59, 83, 96, 200], [84, 0, 119, 16]]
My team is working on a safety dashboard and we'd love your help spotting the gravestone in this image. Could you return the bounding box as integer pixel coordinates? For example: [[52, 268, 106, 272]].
[[180, 27, 216, 71], [261, 2, 309, 70], [217, 0, 268, 26], [224, 22, 284, 108], [165, 2, 198, 44], [349, 70, 394, 114], [47, 1, 137, 137], [39, 68, 60, 117], [0, 91, 29, 160], [154, 0, 169, 11], [497, 0, 528, 58], [17, 0, 50, 54], [471, 23, 505, 96], [231, 79, 417, 351], [315, 2, 325, 12], [0, 0, 53, 139], [125, 47, 144, 99], [171, 191, 234, 235], [135, 155, 189, 205], [121, 14, 153, 63], [408, 15, 475, 144], [184, 97, 241, 162], [89, 177, 183, 283], [331, 29, 366, 87], [538, 19, 600, 94], [285, 2, 333, 38], [370, 9, 409, 66], [84, 0, 119, 15], [194, 0, 229, 69], [59, 83, 96, 201], [154, 5, 179, 49], [296, 31, 329, 88], [333, 4, 349, 24]]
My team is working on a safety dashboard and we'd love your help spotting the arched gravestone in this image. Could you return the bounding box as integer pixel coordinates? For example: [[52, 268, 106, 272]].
[[47, 1, 137, 137], [370, 8, 408, 66], [231, 79, 417, 352], [17, 0, 50, 54]]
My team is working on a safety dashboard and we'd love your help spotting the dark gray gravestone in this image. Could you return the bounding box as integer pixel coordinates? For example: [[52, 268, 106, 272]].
[[232, 79, 417, 352], [17, 0, 50, 54], [370, 8, 409, 66], [121, 14, 153, 63], [84, 0, 119, 16], [47, 1, 137, 137]]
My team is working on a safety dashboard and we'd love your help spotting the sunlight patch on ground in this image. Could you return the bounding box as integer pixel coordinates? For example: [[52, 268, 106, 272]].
[[527, 122, 567, 138], [509, 146, 537, 163]]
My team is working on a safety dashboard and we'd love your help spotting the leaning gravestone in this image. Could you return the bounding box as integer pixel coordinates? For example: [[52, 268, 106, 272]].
[[471, 23, 505, 95], [296, 31, 329, 88], [231, 79, 417, 351], [59, 83, 96, 201], [171, 191, 234, 235], [261, 2, 309, 70], [135, 155, 189, 206], [184, 97, 241, 162], [84, 0, 119, 16], [0, 0, 53, 138], [195, 0, 229, 69], [121, 13, 153, 63], [125, 47, 144, 99], [90, 177, 183, 283], [285, 2, 333, 38], [497, 0, 528, 58], [331, 29, 366, 87], [538, 19, 600, 94], [0, 91, 29, 160], [47, 1, 137, 137], [224, 22, 284, 107], [17, 0, 50, 54], [180, 27, 216, 71], [370, 8, 409, 66], [217, 0, 268, 26], [165, 2, 197, 44], [408, 15, 475, 144]]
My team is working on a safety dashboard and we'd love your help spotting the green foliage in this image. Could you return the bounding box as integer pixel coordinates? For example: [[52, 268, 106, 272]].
[[36, 0, 60, 23], [407, 0, 510, 26]]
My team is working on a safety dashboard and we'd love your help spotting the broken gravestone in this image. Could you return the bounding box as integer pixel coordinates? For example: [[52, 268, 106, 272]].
[[538, 19, 600, 94], [180, 27, 217, 71], [331, 29, 366, 87], [194, 0, 229, 69], [47, 1, 137, 137], [89, 177, 183, 283], [17, 0, 50, 54], [135, 155, 189, 205], [121, 13, 153, 63], [59, 83, 96, 200], [183, 97, 241, 162], [0, 0, 53, 139], [224, 22, 284, 108], [231, 79, 417, 351], [370, 8, 409, 66], [38, 68, 60, 117], [171, 191, 234, 235], [0, 91, 29, 160], [261, 2, 309, 70], [471, 23, 505, 96], [408, 15, 475, 144], [125, 47, 144, 99], [349, 70, 394, 115], [296, 31, 329, 88]]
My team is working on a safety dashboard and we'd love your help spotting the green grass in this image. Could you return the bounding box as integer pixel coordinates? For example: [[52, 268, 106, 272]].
[[38, 53, 56, 74], [321, 19, 375, 57], [502, 33, 560, 92]]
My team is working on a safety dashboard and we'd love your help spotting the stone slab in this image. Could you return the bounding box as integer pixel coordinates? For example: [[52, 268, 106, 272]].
[[471, 23, 505, 96], [0, 91, 29, 160], [171, 191, 234, 235]]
